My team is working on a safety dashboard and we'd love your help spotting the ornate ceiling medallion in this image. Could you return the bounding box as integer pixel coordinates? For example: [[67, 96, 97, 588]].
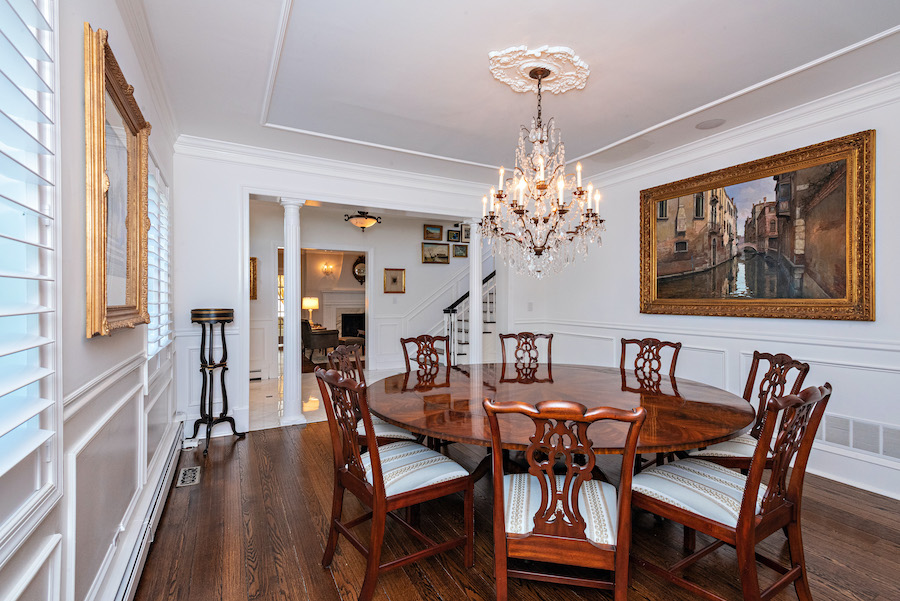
[[488, 45, 590, 94]]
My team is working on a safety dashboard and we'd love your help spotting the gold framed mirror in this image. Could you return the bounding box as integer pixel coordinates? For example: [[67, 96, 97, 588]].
[[84, 23, 151, 337]]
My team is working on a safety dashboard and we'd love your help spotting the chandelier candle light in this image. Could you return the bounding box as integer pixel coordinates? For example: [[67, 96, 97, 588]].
[[481, 46, 604, 278]]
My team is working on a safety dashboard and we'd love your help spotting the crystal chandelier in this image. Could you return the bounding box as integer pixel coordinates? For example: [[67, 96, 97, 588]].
[[480, 67, 604, 278]]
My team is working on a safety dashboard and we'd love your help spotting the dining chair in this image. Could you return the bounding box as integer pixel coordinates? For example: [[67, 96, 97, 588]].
[[689, 351, 810, 470], [401, 334, 451, 371], [327, 345, 419, 447], [621, 337, 682, 470], [499, 332, 553, 365], [316, 369, 475, 601], [620, 337, 682, 388], [483, 398, 646, 601], [630, 383, 832, 601]]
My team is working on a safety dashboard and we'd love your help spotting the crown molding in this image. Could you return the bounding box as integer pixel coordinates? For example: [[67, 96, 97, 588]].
[[116, 0, 179, 163], [587, 69, 900, 189], [174, 134, 487, 198]]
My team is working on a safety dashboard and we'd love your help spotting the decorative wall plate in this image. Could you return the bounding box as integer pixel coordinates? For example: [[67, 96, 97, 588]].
[[488, 45, 590, 94]]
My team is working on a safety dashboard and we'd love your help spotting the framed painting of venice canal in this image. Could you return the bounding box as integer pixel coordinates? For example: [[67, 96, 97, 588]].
[[640, 130, 874, 320]]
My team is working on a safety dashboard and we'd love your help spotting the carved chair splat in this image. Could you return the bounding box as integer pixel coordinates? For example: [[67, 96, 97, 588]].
[[316, 369, 474, 601], [690, 351, 810, 470], [483, 398, 646, 601], [621, 337, 682, 470], [631, 383, 832, 601], [327, 345, 419, 448]]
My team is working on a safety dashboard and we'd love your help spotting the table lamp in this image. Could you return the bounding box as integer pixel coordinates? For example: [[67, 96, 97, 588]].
[[302, 296, 319, 323]]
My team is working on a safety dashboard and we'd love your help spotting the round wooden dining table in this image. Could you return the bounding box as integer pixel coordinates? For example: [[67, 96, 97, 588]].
[[366, 363, 755, 455]]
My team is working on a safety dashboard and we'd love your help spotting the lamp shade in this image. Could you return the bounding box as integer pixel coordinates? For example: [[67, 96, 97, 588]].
[[301, 297, 319, 311]]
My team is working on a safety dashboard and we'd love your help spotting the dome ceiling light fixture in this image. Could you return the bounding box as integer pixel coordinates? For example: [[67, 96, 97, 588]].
[[344, 210, 382, 232], [481, 46, 605, 279]]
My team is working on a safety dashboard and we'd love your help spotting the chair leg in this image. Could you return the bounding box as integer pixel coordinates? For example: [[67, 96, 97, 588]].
[[464, 484, 474, 568], [787, 522, 814, 601], [683, 525, 696, 552], [322, 481, 344, 568], [405, 503, 420, 527], [358, 506, 386, 601], [736, 538, 762, 601]]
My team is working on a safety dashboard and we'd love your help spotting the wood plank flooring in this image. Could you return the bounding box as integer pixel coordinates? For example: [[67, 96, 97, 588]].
[[135, 424, 900, 600]]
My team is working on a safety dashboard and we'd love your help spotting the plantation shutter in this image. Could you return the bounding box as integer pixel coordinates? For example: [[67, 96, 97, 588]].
[[0, 0, 60, 548]]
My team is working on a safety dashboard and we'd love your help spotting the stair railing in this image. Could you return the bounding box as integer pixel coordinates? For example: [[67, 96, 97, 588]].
[[443, 271, 496, 364]]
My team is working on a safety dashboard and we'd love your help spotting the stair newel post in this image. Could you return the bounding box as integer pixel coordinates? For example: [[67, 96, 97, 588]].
[[468, 219, 483, 364]]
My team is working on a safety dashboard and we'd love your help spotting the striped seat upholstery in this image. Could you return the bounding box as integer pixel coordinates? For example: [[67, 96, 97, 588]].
[[688, 433, 767, 460], [503, 473, 618, 545], [356, 416, 418, 441], [360, 441, 469, 496], [632, 458, 767, 528]]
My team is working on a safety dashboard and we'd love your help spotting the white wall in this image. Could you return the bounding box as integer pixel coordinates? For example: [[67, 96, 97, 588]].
[[0, 1, 182, 600], [508, 74, 900, 499], [174, 139, 488, 435]]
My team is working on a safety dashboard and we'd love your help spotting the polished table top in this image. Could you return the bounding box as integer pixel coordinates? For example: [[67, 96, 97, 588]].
[[366, 363, 755, 454]]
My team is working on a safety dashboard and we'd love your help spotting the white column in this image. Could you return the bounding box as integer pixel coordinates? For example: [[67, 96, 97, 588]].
[[468, 219, 483, 364], [280, 197, 307, 426]]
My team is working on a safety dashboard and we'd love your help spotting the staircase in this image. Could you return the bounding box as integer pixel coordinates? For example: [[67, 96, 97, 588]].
[[443, 271, 497, 364]]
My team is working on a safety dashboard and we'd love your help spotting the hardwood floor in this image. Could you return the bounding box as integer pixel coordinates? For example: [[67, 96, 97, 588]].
[[135, 424, 900, 600]]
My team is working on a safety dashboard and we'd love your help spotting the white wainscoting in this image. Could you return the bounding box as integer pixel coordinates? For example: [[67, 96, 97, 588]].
[[0, 534, 61, 601], [516, 317, 900, 499], [61, 350, 181, 601]]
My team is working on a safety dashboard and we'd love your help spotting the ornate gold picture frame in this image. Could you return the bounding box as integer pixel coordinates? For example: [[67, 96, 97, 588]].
[[640, 130, 874, 320], [85, 23, 151, 337]]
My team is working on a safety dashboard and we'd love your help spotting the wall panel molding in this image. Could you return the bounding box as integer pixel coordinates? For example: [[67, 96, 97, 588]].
[[63, 352, 145, 417], [0, 533, 61, 601]]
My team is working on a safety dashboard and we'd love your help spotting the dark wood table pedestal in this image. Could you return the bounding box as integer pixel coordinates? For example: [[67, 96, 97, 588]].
[[190, 308, 245, 455]]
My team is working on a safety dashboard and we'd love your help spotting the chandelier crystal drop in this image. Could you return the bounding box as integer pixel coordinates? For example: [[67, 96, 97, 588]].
[[480, 67, 604, 279]]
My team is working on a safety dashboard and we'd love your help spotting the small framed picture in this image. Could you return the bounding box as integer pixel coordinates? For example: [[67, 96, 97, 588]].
[[447, 230, 461, 242], [453, 244, 468, 258], [249, 257, 258, 300], [384, 268, 406, 293], [460, 224, 471, 243], [423, 224, 443, 240], [422, 242, 450, 264]]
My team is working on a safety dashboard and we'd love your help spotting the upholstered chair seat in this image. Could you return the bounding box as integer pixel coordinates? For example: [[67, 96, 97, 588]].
[[356, 416, 418, 442], [688, 433, 768, 461], [632, 458, 766, 528], [503, 473, 618, 545], [360, 440, 470, 496]]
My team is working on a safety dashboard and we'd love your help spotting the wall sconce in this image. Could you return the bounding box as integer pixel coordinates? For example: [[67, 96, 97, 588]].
[[322, 263, 334, 276]]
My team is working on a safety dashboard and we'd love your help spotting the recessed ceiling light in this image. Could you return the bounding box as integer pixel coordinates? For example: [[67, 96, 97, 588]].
[[696, 118, 726, 130]]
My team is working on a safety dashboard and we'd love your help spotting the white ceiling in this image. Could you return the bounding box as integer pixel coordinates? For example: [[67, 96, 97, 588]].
[[143, 1, 900, 181]]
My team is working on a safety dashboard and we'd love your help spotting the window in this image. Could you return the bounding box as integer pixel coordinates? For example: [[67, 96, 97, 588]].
[[675, 241, 688, 253], [0, 0, 60, 559], [657, 200, 667, 219], [694, 193, 704, 218], [147, 158, 172, 357], [769, 220, 777, 233]]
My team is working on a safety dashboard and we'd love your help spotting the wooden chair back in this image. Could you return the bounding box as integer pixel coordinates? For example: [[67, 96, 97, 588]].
[[499, 332, 553, 366], [401, 335, 451, 371], [743, 351, 810, 438], [620, 337, 682, 391], [742, 383, 831, 525], [327, 344, 366, 386], [483, 398, 645, 590], [315, 369, 385, 498]]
